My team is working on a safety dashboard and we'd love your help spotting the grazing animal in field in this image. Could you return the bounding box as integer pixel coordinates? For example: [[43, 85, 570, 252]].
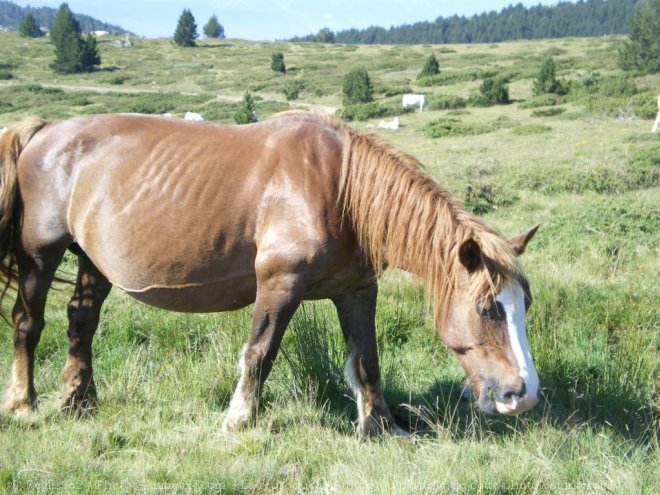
[[0, 112, 540, 436], [377, 116, 400, 130], [184, 111, 204, 121], [402, 94, 428, 112]]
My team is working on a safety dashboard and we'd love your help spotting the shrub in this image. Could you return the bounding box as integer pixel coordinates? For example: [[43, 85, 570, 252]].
[[0, 70, 12, 80], [429, 94, 467, 111], [234, 91, 258, 124], [341, 102, 388, 121], [533, 56, 560, 95], [418, 54, 440, 79], [531, 107, 566, 117], [463, 184, 518, 215], [423, 118, 493, 138], [511, 124, 552, 136], [282, 79, 304, 101], [380, 85, 412, 97], [518, 94, 560, 109], [271, 52, 286, 74], [342, 67, 373, 105], [472, 77, 509, 106]]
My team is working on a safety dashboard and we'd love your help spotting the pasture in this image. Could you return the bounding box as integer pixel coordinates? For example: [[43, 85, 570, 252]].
[[0, 32, 658, 494]]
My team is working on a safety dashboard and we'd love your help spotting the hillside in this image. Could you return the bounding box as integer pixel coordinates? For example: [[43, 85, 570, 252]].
[[292, 0, 640, 44], [0, 0, 130, 34]]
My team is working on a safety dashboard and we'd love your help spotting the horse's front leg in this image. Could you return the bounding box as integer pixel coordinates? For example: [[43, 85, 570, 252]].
[[222, 271, 304, 432], [60, 253, 111, 414], [333, 284, 408, 437], [3, 252, 62, 415]]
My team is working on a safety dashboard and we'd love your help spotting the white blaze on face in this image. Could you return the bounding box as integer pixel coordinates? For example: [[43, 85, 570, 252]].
[[494, 283, 540, 414]]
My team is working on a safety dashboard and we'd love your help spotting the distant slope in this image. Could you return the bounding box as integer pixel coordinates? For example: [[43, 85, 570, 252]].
[[0, 0, 131, 34], [291, 0, 639, 44]]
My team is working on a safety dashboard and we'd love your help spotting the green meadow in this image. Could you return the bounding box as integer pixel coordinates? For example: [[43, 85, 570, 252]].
[[0, 32, 658, 493]]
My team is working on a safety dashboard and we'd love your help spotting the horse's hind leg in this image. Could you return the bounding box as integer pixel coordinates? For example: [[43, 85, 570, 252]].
[[222, 272, 304, 432], [333, 284, 407, 437], [60, 253, 111, 414], [3, 251, 63, 415]]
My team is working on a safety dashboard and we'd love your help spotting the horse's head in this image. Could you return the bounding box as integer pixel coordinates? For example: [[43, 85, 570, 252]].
[[439, 226, 540, 415]]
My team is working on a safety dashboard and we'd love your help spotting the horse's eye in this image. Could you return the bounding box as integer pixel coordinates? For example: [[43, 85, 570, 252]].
[[481, 302, 506, 321]]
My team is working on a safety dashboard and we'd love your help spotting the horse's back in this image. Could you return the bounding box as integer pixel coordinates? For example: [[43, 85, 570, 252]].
[[17, 113, 364, 311]]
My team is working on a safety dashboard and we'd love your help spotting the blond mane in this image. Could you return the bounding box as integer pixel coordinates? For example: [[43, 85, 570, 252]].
[[327, 117, 523, 324]]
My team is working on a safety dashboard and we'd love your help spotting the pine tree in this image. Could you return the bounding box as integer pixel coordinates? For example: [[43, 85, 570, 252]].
[[203, 14, 224, 39], [619, 0, 660, 74], [271, 52, 286, 73], [19, 13, 41, 38], [234, 92, 258, 124], [342, 67, 373, 105], [418, 53, 440, 79], [174, 9, 198, 47], [50, 3, 101, 74], [533, 56, 559, 95]]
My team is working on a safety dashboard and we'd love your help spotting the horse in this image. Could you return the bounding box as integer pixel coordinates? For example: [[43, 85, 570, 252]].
[[0, 112, 540, 436]]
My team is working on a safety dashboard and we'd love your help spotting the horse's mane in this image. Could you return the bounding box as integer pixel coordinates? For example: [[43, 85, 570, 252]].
[[291, 114, 524, 323]]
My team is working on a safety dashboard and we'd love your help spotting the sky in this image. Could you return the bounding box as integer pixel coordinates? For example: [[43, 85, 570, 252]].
[[16, 1, 565, 40]]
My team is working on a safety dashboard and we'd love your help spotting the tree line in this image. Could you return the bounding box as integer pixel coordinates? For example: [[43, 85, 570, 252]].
[[291, 0, 640, 44], [0, 0, 127, 34]]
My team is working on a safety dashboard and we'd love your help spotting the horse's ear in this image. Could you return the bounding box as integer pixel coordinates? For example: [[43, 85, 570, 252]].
[[508, 224, 540, 256], [459, 238, 482, 273]]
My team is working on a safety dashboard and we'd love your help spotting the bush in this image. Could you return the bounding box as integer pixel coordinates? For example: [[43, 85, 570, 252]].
[[418, 54, 440, 79], [429, 94, 467, 110], [282, 79, 304, 101], [511, 124, 552, 136], [518, 94, 560, 109], [423, 118, 493, 138], [533, 56, 560, 96], [234, 91, 258, 124], [380, 85, 412, 97], [531, 107, 566, 117], [342, 67, 373, 105], [0, 70, 12, 80], [271, 52, 286, 74], [341, 102, 388, 121], [463, 184, 518, 215], [471, 77, 509, 106]]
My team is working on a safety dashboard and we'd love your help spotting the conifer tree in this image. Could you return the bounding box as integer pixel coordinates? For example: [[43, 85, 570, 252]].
[[533, 56, 559, 95], [50, 3, 100, 74], [234, 92, 258, 124], [19, 13, 41, 38], [342, 67, 373, 105], [619, 0, 660, 74], [271, 52, 286, 73], [174, 9, 198, 47], [203, 14, 224, 39], [418, 53, 440, 79]]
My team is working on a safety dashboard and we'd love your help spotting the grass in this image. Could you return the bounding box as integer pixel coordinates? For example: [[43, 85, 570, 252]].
[[0, 31, 658, 493]]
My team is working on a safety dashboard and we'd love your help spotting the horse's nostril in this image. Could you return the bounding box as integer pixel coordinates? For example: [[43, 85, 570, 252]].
[[501, 380, 526, 403], [502, 390, 519, 402]]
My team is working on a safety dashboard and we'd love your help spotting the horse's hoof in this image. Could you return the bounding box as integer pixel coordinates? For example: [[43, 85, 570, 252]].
[[221, 412, 253, 433], [2, 399, 37, 417], [60, 389, 98, 417]]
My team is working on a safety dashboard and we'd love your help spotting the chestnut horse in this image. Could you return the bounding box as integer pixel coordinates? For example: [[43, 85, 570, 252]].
[[0, 112, 539, 436]]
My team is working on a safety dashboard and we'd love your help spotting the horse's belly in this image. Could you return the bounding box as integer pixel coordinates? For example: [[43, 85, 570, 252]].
[[123, 276, 257, 313]]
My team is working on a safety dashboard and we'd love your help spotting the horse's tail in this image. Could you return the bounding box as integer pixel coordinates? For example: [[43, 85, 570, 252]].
[[0, 118, 48, 305]]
